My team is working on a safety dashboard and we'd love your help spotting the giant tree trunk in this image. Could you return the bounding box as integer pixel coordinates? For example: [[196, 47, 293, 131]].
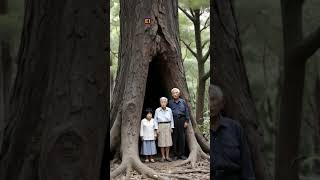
[[211, 0, 270, 180], [110, 0, 208, 179], [275, 0, 320, 180], [0, 1, 108, 180]]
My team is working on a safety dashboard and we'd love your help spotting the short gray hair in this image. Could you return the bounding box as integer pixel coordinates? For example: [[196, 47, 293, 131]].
[[209, 84, 224, 99], [171, 88, 180, 94], [160, 97, 168, 102]]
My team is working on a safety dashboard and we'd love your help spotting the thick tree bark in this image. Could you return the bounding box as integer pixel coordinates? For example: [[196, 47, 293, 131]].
[[0, 1, 108, 180], [110, 0, 208, 179], [211, 0, 270, 180], [274, 0, 320, 180]]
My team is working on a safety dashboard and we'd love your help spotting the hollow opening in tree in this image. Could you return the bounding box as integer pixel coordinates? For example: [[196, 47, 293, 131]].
[[141, 54, 171, 119]]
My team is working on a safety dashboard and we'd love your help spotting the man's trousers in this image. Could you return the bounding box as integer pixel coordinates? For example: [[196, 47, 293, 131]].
[[172, 116, 187, 157]]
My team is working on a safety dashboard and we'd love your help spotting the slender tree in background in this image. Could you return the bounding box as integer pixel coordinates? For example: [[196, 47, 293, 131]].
[[0, 1, 108, 180], [179, 7, 210, 125], [211, 0, 270, 180], [110, 0, 209, 178], [275, 0, 320, 179]]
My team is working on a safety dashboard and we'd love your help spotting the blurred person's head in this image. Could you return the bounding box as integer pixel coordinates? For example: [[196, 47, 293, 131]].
[[209, 85, 225, 119]]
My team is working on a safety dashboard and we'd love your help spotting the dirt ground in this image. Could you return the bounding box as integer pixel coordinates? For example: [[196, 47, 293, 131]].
[[110, 156, 210, 180]]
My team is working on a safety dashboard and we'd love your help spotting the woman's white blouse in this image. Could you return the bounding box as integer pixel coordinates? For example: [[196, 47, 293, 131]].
[[140, 118, 156, 140]]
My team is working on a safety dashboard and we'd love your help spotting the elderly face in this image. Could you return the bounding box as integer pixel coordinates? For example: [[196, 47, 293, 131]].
[[210, 92, 224, 117], [160, 99, 168, 108], [171, 89, 180, 99]]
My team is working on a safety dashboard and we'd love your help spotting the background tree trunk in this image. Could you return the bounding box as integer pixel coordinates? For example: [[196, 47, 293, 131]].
[[275, 1, 304, 180], [211, 0, 270, 180], [275, 0, 320, 180], [193, 9, 210, 125], [0, 0, 108, 179], [110, 0, 208, 179], [180, 8, 210, 124]]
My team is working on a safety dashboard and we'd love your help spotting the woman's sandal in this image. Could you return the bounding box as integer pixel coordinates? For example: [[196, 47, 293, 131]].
[[150, 159, 155, 163], [145, 159, 149, 163]]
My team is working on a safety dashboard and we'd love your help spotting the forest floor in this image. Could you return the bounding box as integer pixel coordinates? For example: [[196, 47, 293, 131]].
[[110, 156, 210, 180]]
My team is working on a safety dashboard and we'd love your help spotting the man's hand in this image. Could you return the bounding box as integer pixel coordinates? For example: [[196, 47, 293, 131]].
[[156, 129, 160, 134], [184, 122, 188, 128], [140, 136, 144, 141], [154, 133, 157, 138], [170, 128, 173, 133]]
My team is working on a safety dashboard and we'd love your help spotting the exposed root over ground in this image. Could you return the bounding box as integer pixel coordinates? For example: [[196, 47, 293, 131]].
[[175, 146, 209, 168], [111, 157, 163, 179], [110, 156, 210, 180]]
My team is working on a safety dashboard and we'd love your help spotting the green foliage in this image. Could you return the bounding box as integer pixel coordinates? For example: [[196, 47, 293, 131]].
[[0, 15, 20, 42], [179, 0, 209, 9], [110, 0, 120, 78], [198, 110, 210, 140], [300, 155, 320, 175], [0, 0, 24, 47], [235, 0, 320, 176]]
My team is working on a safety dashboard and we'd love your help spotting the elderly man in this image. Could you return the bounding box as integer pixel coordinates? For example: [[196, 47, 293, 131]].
[[209, 84, 255, 180], [168, 88, 190, 160], [154, 97, 174, 162]]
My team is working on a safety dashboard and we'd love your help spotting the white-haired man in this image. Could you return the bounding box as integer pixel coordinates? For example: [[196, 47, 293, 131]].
[[168, 88, 190, 160], [154, 97, 174, 162]]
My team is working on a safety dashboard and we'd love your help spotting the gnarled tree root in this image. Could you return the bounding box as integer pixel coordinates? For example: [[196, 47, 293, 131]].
[[175, 147, 209, 168], [194, 129, 210, 153], [111, 157, 165, 180]]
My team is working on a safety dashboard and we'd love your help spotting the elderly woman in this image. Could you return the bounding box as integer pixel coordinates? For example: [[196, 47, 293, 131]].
[[154, 97, 174, 162]]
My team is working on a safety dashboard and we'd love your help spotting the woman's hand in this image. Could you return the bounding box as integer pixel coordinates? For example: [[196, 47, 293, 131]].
[[140, 136, 143, 141], [156, 129, 160, 134]]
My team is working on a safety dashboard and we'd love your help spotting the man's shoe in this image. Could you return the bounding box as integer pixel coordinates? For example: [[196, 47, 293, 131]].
[[180, 156, 187, 160], [172, 156, 178, 161], [166, 157, 172, 162], [160, 157, 165, 162]]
